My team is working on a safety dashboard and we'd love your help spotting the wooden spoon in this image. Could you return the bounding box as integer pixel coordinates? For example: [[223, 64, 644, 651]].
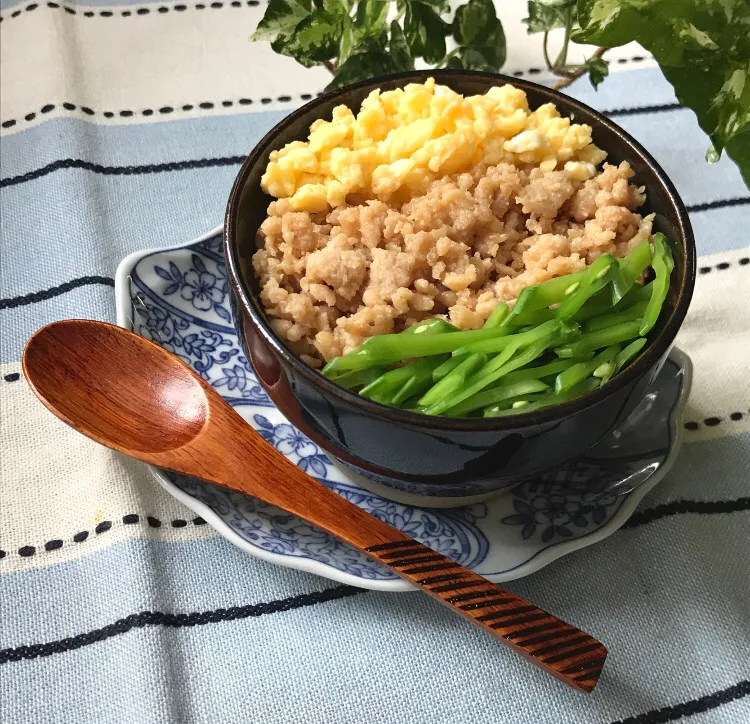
[[23, 319, 607, 692]]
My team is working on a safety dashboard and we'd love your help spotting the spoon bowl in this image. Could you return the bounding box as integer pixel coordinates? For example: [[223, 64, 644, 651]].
[[24, 320, 208, 454], [23, 319, 608, 693]]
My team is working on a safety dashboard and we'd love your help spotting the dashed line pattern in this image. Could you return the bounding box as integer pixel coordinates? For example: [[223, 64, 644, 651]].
[[683, 408, 750, 432], [1, 94, 316, 129], [0, 514, 208, 561], [0, 0, 260, 22]]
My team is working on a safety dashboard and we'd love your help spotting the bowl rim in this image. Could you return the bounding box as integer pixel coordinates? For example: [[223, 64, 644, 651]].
[[225, 68, 696, 432]]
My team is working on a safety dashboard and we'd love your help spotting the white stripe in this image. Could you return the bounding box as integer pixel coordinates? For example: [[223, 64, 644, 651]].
[[0, 361, 215, 574], [675, 246, 750, 442], [0, 1, 653, 133]]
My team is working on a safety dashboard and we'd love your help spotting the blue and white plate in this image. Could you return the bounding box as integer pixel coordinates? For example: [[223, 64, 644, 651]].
[[115, 228, 692, 592]]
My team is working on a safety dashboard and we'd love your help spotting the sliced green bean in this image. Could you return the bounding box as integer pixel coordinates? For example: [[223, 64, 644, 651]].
[[483, 378, 601, 418], [445, 379, 550, 416], [556, 254, 618, 321], [391, 357, 449, 405], [360, 356, 446, 403], [584, 301, 648, 333], [453, 319, 563, 357], [333, 367, 387, 390], [483, 302, 510, 329], [432, 355, 465, 382], [555, 320, 641, 358], [506, 269, 587, 322], [615, 338, 647, 372], [640, 233, 673, 335], [554, 345, 620, 394], [402, 318, 458, 335], [418, 353, 487, 407], [322, 317, 457, 377], [501, 357, 590, 384], [425, 331, 561, 416], [612, 239, 652, 303]]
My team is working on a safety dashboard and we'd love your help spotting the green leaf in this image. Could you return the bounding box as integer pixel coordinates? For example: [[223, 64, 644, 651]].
[[355, 0, 389, 34], [327, 50, 394, 89], [453, 0, 493, 46], [574, 0, 750, 187], [453, 0, 506, 70], [390, 20, 415, 71], [404, 2, 449, 64], [522, 0, 568, 34], [272, 7, 344, 66], [339, 16, 354, 61], [585, 55, 609, 88], [251, 0, 313, 42]]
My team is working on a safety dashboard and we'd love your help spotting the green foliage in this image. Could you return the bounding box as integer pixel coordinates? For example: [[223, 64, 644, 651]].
[[574, 0, 750, 185], [252, 0, 506, 90]]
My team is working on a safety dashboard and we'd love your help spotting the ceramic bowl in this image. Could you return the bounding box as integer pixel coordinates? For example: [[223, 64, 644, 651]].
[[224, 70, 695, 503]]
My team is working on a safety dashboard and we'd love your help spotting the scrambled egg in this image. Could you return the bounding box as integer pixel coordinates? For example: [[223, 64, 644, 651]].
[[261, 78, 607, 213]]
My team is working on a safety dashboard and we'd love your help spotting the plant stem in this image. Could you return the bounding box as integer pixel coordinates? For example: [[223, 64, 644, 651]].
[[553, 6, 574, 69], [323, 60, 337, 75], [542, 31, 553, 71], [552, 46, 607, 90], [438, 47, 459, 69]]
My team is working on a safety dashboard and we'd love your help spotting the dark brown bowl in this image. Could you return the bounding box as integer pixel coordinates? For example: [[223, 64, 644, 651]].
[[224, 70, 695, 505]]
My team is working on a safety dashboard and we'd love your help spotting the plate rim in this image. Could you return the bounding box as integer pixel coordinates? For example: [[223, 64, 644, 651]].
[[114, 227, 692, 592]]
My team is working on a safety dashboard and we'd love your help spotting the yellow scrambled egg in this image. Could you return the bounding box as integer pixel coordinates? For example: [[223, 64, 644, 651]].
[[261, 78, 607, 213]]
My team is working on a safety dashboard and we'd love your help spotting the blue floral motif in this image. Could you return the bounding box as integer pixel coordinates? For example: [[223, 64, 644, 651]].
[[155, 253, 231, 323], [501, 459, 627, 543], [129, 240, 272, 407]]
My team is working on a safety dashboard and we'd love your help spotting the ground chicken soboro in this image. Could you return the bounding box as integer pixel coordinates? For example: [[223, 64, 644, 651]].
[[253, 159, 652, 366]]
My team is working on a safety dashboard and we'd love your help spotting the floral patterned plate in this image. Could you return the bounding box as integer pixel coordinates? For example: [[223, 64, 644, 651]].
[[115, 228, 692, 591]]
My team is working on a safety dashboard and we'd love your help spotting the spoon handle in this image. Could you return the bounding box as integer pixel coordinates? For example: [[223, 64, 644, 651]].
[[363, 538, 606, 692], [221, 431, 607, 693]]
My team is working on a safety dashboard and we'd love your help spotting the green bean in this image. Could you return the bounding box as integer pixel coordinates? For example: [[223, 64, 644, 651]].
[[640, 233, 673, 335], [615, 338, 647, 372], [556, 254, 618, 321], [322, 317, 457, 377], [445, 379, 550, 416], [483, 378, 601, 418], [554, 345, 620, 394], [571, 281, 650, 323], [555, 320, 641, 358], [584, 301, 648, 333], [418, 353, 487, 407], [506, 269, 587, 322], [425, 331, 561, 416], [332, 367, 387, 390], [452, 319, 563, 357], [321, 323, 501, 376], [391, 357, 449, 405], [501, 357, 590, 384], [509, 307, 557, 327], [432, 355, 465, 382], [402, 318, 458, 335], [483, 302, 510, 329], [612, 239, 652, 303], [360, 356, 446, 403]]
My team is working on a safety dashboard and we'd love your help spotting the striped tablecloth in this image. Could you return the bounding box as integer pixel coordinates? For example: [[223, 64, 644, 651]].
[[1, 2, 749, 722]]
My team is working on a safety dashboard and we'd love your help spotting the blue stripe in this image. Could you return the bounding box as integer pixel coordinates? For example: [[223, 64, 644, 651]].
[[1, 431, 749, 722], [0, 111, 288, 179]]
